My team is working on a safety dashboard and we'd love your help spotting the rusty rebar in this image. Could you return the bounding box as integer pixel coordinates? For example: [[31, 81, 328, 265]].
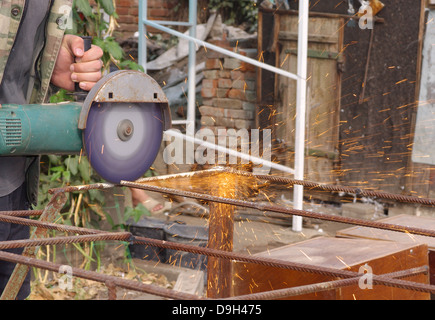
[[0, 232, 132, 250], [0, 210, 43, 217], [132, 236, 435, 294], [48, 182, 115, 194], [0, 214, 110, 235], [224, 266, 430, 300], [122, 181, 435, 239], [0, 250, 204, 300], [133, 167, 435, 206]]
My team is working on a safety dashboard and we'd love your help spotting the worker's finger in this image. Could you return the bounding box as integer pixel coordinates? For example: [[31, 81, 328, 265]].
[[63, 34, 86, 58], [75, 45, 104, 63], [71, 70, 102, 85], [64, 35, 103, 62], [76, 81, 99, 91], [71, 59, 103, 73]]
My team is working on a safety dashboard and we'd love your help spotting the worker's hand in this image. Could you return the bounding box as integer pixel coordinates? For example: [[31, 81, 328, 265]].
[[51, 35, 103, 91]]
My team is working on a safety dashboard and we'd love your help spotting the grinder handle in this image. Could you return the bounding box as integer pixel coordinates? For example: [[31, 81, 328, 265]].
[[74, 36, 93, 93]]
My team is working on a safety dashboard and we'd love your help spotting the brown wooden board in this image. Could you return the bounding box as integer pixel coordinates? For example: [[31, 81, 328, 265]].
[[337, 213, 435, 287], [273, 14, 344, 183], [232, 236, 430, 300]]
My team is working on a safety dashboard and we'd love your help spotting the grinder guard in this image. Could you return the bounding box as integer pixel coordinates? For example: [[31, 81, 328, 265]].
[[80, 70, 171, 184]]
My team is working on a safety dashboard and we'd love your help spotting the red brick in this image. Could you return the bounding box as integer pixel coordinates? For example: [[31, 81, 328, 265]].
[[199, 106, 225, 118], [201, 87, 217, 98], [218, 78, 232, 89], [202, 79, 218, 89], [206, 58, 222, 70], [227, 89, 246, 100], [231, 70, 256, 81], [117, 0, 136, 7], [117, 7, 129, 15], [149, 8, 171, 17], [213, 98, 243, 109], [241, 61, 256, 72], [216, 88, 229, 98]]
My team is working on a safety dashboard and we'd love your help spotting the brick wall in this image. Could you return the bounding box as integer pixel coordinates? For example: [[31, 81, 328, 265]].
[[115, 0, 178, 39], [199, 39, 257, 137]]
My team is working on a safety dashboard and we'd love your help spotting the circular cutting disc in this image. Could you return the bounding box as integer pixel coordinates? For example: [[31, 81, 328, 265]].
[[83, 102, 164, 184]]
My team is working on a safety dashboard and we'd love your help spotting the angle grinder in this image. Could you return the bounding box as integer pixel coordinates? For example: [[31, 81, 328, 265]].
[[0, 69, 171, 184]]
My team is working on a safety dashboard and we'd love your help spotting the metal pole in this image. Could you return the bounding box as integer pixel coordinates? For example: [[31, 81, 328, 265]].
[[138, 0, 148, 72], [186, 0, 197, 164], [292, 0, 309, 232], [164, 129, 295, 175], [143, 20, 300, 81]]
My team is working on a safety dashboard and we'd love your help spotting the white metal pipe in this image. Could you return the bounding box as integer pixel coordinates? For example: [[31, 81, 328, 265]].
[[164, 129, 295, 175], [143, 19, 301, 81], [186, 0, 197, 165], [292, 0, 309, 232], [138, 0, 147, 72]]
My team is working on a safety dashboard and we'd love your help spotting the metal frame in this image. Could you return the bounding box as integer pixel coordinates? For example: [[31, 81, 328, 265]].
[[2, 167, 435, 299], [138, 0, 308, 231]]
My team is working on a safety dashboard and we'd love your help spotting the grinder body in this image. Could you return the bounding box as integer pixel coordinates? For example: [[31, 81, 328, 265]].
[[0, 102, 82, 155], [0, 70, 171, 183]]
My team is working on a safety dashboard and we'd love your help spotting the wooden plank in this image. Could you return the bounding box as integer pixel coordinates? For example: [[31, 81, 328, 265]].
[[232, 236, 429, 300], [336, 214, 435, 250], [274, 15, 343, 183], [337, 213, 435, 288], [278, 31, 338, 44]]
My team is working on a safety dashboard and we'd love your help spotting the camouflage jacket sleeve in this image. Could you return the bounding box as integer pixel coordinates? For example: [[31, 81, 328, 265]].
[[30, 0, 73, 103], [0, 0, 73, 104], [0, 0, 73, 207]]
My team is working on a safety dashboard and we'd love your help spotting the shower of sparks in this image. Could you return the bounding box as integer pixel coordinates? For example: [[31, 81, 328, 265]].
[[336, 256, 351, 270], [299, 249, 313, 261]]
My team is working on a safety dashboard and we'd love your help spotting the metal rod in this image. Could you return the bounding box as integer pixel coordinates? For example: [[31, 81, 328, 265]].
[[293, 0, 310, 232], [225, 266, 430, 300], [143, 20, 300, 81], [121, 180, 435, 238], [0, 232, 132, 250], [138, 0, 147, 72], [0, 250, 204, 300], [186, 0, 197, 164], [164, 129, 295, 174], [132, 236, 435, 294], [0, 192, 67, 300]]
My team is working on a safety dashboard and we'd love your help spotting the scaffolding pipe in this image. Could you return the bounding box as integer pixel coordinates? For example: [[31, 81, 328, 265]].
[[292, 0, 309, 232], [142, 20, 300, 81], [186, 0, 197, 163], [139, 1, 308, 230], [164, 129, 295, 175]]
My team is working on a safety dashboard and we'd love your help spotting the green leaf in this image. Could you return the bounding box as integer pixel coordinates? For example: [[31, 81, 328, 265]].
[[104, 37, 124, 60], [88, 189, 105, 204], [62, 170, 71, 182], [98, 0, 115, 15], [48, 155, 61, 166], [65, 156, 79, 176], [74, 0, 94, 17], [78, 157, 91, 183], [50, 166, 65, 173]]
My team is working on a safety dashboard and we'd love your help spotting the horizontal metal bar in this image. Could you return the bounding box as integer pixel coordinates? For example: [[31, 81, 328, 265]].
[[121, 179, 435, 238], [171, 119, 193, 125], [0, 250, 204, 300], [143, 19, 301, 81], [164, 129, 295, 175], [149, 20, 194, 27]]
